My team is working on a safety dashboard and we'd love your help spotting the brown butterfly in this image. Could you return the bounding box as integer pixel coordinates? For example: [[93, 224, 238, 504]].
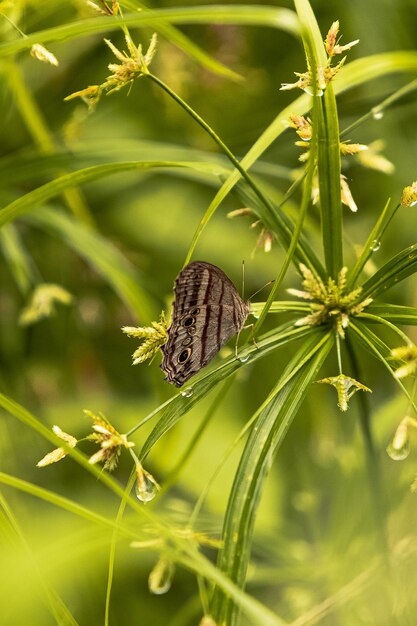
[[161, 261, 250, 387]]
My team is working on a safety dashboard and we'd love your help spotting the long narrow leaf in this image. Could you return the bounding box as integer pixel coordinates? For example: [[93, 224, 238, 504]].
[[0, 7, 300, 57], [139, 323, 313, 459], [349, 321, 417, 412], [210, 331, 333, 625], [0, 161, 227, 229], [360, 243, 417, 299], [294, 0, 343, 277], [364, 304, 417, 325], [347, 199, 394, 288]]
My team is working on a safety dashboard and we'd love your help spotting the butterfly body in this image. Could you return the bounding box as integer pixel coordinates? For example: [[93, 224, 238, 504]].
[[161, 261, 249, 387]]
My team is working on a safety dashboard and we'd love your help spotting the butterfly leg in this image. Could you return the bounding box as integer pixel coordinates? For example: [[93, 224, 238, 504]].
[[234, 323, 258, 360], [243, 322, 259, 349], [234, 327, 242, 359]]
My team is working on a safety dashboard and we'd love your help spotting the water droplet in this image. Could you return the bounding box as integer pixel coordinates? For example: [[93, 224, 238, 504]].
[[372, 109, 384, 120], [386, 442, 410, 461], [181, 386, 193, 398], [238, 354, 250, 363], [370, 240, 381, 252], [200, 616, 217, 626], [135, 468, 160, 503], [148, 558, 175, 595], [304, 86, 324, 97], [410, 200, 417, 207]]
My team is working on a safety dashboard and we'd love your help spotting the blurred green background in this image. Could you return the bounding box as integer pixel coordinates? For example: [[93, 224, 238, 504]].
[[1, 1, 417, 625]]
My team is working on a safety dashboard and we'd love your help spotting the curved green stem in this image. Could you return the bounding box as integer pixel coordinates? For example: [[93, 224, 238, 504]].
[[358, 312, 413, 345], [146, 72, 278, 229]]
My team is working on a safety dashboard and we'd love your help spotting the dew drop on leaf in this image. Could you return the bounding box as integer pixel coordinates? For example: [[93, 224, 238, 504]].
[[181, 386, 193, 398], [304, 86, 324, 97], [370, 240, 381, 252], [135, 470, 159, 503], [148, 559, 175, 595], [386, 442, 410, 461]]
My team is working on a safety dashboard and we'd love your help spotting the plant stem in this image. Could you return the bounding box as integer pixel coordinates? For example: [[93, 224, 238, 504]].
[[146, 72, 277, 224], [345, 337, 402, 624], [104, 470, 136, 626], [340, 78, 417, 138], [253, 122, 316, 333]]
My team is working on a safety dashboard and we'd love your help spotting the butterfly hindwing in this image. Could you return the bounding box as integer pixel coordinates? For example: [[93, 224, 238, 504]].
[[161, 262, 249, 386]]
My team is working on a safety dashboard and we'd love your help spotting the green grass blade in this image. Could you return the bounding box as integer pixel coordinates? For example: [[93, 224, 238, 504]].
[[360, 243, 417, 299], [316, 86, 343, 276], [0, 471, 138, 538], [139, 323, 313, 459], [253, 106, 318, 332], [250, 301, 311, 316], [0, 6, 300, 57], [357, 313, 411, 346], [341, 78, 417, 138], [294, 0, 343, 277], [210, 331, 333, 625], [26, 207, 157, 321], [0, 223, 35, 294], [229, 179, 325, 277], [0, 144, 292, 186], [349, 321, 417, 412], [0, 161, 227, 229], [364, 304, 417, 325], [347, 199, 395, 288], [337, 51, 417, 91], [105, 471, 136, 626]]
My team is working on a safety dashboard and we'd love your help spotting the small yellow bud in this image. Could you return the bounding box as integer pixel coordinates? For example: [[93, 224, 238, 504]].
[[401, 181, 417, 207], [340, 175, 358, 213], [325, 21, 340, 56], [19, 284, 73, 326], [85, 410, 134, 471], [317, 375, 371, 411], [37, 425, 77, 467], [227, 208, 254, 218], [30, 44, 59, 66], [123, 312, 168, 365], [391, 344, 417, 378], [339, 142, 368, 156]]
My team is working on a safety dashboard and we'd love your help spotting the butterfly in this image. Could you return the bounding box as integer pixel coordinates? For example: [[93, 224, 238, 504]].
[[161, 261, 250, 387]]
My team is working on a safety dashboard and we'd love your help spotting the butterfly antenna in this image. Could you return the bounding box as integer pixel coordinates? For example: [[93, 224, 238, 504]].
[[248, 280, 274, 302], [241, 259, 245, 300]]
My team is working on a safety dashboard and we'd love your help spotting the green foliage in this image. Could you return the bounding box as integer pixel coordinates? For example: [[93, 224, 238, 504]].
[[1, 1, 417, 626]]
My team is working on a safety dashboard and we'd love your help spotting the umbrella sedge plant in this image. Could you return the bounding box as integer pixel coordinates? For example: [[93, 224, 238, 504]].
[[0, 0, 417, 624]]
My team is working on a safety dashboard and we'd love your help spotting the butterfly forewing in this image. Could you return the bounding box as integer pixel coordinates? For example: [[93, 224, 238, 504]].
[[161, 261, 249, 387]]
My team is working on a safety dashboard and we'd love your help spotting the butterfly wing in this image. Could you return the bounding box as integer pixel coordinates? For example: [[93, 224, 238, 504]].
[[161, 261, 249, 387]]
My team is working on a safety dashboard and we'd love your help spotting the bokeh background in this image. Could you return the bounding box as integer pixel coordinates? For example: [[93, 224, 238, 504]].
[[1, 1, 417, 624]]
